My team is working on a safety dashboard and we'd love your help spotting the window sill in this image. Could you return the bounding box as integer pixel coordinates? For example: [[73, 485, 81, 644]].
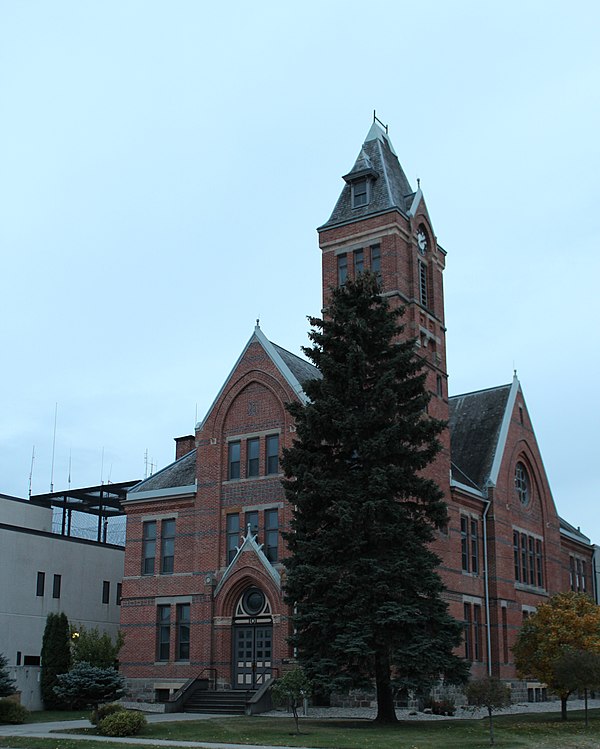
[[515, 582, 547, 595], [223, 474, 282, 484]]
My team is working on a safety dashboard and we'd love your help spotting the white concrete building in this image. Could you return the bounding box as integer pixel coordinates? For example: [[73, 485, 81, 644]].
[[0, 492, 127, 710]]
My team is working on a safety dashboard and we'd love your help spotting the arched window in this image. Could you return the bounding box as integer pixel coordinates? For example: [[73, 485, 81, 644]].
[[515, 462, 530, 506]]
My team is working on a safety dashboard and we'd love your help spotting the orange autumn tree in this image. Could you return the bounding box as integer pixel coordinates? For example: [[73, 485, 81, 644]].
[[513, 592, 600, 721]]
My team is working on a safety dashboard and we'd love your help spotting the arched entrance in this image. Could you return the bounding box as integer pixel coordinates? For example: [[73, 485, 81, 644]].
[[232, 586, 273, 689]]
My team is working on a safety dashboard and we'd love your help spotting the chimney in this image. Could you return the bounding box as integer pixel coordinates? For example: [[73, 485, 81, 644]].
[[175, 435, 195, 460]]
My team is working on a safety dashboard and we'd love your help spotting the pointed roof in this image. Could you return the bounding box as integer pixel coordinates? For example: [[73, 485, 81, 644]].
[[320, 122, 415, 230], [449, 378, 519, 491], [198, 325, 321, 429], [214, 524, 281, 596]]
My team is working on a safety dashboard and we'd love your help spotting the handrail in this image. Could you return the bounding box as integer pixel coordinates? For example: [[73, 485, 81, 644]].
[[198, 667, 218, 690]]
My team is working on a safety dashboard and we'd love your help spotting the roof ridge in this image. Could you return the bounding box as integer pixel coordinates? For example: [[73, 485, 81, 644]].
[[449, 383, 512, 400]]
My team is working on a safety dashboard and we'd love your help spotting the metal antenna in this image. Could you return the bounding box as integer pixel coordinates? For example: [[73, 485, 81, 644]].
[[50, 403, 58, 492], [144, 448, 149, 479], [28, 445, 35, 498], [68, 449, 72, 490], [100, 447, 105, 485]]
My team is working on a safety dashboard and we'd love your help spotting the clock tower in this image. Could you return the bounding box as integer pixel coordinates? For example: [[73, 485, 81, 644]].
[[317, 120, 450, 487]]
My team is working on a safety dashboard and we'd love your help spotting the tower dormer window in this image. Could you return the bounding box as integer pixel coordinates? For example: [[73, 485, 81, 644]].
[[352, 179, 369, 208]]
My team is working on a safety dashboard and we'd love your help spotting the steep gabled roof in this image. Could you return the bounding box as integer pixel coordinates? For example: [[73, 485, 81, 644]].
[[449, 382, 514, 491], [199, 326, 320, 429], [320, 122, 415, 230]]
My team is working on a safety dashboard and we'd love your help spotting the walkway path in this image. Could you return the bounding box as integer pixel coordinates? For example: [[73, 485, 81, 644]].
[[1, 699, 599, 749]]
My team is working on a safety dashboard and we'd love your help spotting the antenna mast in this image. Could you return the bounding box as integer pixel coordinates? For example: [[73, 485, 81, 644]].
[[50, 402, 58, 492], [28, 445, 35, 498]]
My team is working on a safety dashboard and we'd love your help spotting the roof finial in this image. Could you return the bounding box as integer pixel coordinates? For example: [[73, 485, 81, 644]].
[[256, 318, 260, 328], [417, 177, 421, 189]]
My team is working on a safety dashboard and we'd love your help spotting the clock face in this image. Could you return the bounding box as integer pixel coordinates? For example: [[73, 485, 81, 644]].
[[417, 229, 428, 254]]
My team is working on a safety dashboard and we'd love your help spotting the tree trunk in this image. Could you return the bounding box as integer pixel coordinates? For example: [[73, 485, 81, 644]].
[[584, 687, 588, 728], [488, 706, 494, 745], [560, 695, 568, 722], [373, 647, 397, 723]]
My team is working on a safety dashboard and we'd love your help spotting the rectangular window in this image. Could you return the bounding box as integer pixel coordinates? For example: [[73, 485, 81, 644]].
[[581, 560, 586, 592], [142, 521, 156, 575], [157, 605, 171, 661], [473, 605, 482, 661], [265, 509, 279, 563], [36, 571, 45, 597], [176, 603, 190, 660], [513, 531, 520, 582], [528, 536, 535, 585], [247, 437, 260, 478], [226, 513, 240, 564], [470, 519, 479, 575], [569, 555, 575, 590], [521, 533, 528, 584], [116, 582, 122, 606], [266, 434, 279, 475], [460, 517, 469, 572], [161, 519, 176, 574], [16, 652, 21, 666], [337, 253, 348, 285], [245, 510, 259, 537], [502, 607, 509, 664], [102, 581, 110, 604], [52, 574, 61, 599], [464, 603, 472, 661], [370, 244, 381, 279], [418, 259, 428, 307], [228, 441, 241, 480], [352, 178, 368, 207], [353, 249, 364, 276], [23, 655, 40, 666], [576, 558, 582, 591], [535, 540, 543, 588]]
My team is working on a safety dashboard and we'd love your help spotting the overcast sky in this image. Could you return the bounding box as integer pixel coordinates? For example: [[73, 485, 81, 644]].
[[1, 1, 598, 543]]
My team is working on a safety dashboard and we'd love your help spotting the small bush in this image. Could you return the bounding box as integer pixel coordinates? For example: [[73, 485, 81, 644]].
[[423, 698, 456, 716], [0, 699, 29, 724], [98, 709, 146, 736], [91, 702, 124, 726]]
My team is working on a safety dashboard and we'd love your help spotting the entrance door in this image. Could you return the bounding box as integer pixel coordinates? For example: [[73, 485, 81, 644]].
[[233, 625, 272, 689]]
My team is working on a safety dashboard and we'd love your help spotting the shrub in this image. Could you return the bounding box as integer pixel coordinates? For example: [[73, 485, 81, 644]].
[[0, 699, 29, 724], [91, 702, 124, 726], [98, 709, 146, 736], [423, 697, 456, 716]]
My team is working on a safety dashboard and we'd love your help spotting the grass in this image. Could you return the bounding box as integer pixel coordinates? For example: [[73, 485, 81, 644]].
[[0, 708, 599, 749]]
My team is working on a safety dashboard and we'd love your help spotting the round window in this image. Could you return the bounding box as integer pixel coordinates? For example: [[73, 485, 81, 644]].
[[515, 462, 530, 506], [242, 588, 265, 616]]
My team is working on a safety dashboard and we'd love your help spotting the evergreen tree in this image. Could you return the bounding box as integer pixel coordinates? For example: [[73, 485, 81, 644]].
[[71, 626, 124, 669], [53, 662, 124, 710], [282, 273, 468, 723], [0, 653, 16, 698], [40, 612, 71, 708]]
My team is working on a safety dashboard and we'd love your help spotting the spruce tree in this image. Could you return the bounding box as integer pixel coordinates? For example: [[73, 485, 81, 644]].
[[0, 653, 16, 698], [282, 273, 468, 723], [40, 612, 71, 708]]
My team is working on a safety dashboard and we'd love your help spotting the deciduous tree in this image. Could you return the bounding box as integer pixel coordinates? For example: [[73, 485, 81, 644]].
[[513, 592, 600, 721], [282, 273, 468, 724], [553, 649, 600, 727], [466, 676, 511, 745], [71, 626, 124, 669], [271, 667, 311, 734]]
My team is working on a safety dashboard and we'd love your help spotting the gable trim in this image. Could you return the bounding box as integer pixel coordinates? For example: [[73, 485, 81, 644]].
[[487, 374, 520, 487]]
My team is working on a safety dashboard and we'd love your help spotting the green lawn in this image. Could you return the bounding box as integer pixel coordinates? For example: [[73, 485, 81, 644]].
[[2, 708, 598, 749]]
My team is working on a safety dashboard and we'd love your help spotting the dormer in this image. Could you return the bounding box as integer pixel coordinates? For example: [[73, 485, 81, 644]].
[[342, 148, 379, 209]]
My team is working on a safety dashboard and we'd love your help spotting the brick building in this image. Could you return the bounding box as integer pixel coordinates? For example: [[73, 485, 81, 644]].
[[119, 121, 597, 703]]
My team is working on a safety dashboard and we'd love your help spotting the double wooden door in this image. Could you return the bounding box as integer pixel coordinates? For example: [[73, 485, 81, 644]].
[[233, 625, 272, 689]]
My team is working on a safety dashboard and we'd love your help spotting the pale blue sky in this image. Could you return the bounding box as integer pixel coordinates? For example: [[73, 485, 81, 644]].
[[1, 1, 599, 541]]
